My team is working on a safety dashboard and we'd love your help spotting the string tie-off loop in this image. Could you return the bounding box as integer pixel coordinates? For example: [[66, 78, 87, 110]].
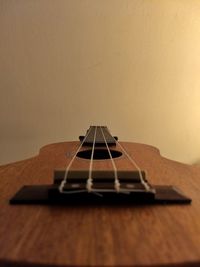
[[86, 126, 97, 193]]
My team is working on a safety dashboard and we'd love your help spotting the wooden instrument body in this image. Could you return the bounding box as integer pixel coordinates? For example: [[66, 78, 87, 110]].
[[0, 141, 200, 266]]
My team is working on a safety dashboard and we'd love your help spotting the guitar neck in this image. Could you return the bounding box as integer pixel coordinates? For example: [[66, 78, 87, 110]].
[[81, 126, 117, 146]]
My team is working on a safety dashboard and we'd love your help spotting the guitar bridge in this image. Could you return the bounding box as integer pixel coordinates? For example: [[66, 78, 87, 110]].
[[10, 170, 191, 205]]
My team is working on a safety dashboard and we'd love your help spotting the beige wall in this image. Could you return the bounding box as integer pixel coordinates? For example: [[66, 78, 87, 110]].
[[0, 0, 200, 165]]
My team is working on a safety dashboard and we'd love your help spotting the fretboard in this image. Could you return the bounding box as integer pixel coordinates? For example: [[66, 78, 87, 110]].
[[82, 126, 117, 147]]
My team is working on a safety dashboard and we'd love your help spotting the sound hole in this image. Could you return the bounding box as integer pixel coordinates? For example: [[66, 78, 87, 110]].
[[77, 149, 122, 160]]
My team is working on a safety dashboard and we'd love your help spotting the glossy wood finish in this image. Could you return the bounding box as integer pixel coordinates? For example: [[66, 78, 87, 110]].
[[0, 141, 200, 266]]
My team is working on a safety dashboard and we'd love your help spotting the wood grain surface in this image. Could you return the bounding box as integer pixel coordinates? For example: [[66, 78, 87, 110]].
[[0, 141, 200, 267]]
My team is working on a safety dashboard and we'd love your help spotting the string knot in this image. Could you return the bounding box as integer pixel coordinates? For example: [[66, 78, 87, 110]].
[[86, 179, 93, 192], [59, 180, 66, 193], [115, 180, 121, 193]]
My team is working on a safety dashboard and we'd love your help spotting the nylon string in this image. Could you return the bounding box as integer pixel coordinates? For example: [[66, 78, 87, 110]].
[[114, 138, 150, 191], [100, 127, 120, 192], [86, 126, 97, 192], [59, 126, 150, 194], [59, 127, 93, 193]]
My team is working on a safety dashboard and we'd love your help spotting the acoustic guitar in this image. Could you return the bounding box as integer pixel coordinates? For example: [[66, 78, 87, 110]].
[[0, 126, 200, 267]]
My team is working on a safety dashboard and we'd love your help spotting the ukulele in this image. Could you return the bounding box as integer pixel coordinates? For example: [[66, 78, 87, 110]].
[[0, 126, 200, 267]]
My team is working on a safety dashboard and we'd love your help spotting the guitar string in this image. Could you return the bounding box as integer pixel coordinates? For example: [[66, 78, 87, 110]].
[[100, 126, 120, 192], [59, 126, 150, 194], [113, 136, 150, 191], [99, 127, 148, 193], [59, 127, 93, 193], [86, 126, 97, 192], [91, 127, 146, 193]]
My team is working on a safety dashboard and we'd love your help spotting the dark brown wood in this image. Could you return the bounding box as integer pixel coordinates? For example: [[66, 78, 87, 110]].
[[0, 141, 200, 266], [81, 125, 117, 146]]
